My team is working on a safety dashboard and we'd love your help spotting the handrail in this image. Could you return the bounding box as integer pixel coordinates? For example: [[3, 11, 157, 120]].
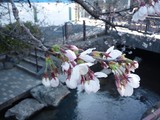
[[34, 47, 39, 73]]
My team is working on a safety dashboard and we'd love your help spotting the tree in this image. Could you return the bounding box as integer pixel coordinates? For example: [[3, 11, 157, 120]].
[[0, 0, 160, 96]]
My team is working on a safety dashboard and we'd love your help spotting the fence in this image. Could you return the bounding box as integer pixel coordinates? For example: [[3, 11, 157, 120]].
[[113, 15, 160, 35], [42, 19, 106, 46]]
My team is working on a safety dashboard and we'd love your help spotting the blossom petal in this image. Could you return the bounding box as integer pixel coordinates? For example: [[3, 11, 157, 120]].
[[78, 64, 89, 75], [106, 46, 114, 53], [81, 48, 96, 56], [42, 78, 50, 87], [132, 12, 139, 22], [107, 50, 122, 60], [65, 50, 77, 61], [50, 77, 59, 87], [94, 72, 108, 78], [154, 1, 160, 16], [79, 54, 95, 63], [147, 5, 155, 15], [117, 86, 125, 96], [66, 66, 80, 89], [132, 5, 148, 22], [82, 62, 94, 67], [138, 6, 148, 21], [66, 79, 77, 89], [123, 84, 134, 96], [61, 62, 70, 71], [128, 74, 140, 88], [84, 78, 100, 94]]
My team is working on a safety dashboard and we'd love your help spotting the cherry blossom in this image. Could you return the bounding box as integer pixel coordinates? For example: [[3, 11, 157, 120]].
[[79, 48, 96, 63], [42, 77, 51, 87], [132, 2, 148, 22], [84, 77, 100, 94], [66, 65, 80, 89], [116, 73, 140, 96], [147, 4, 155, 15], [109, 60, 140, 96], [154, 0, 160, 16], [127, 73, 140, 88], [66, 45, 79, 51], [61, 62, 70, 72], [42, 44, 141, 97], [127, 60, 139, 72], [78, 64, 89, 75], [94, 72, 108, 78], [50, 77, 59, 87], [104, 46, 122, 60], [64, 49, 77, 62]]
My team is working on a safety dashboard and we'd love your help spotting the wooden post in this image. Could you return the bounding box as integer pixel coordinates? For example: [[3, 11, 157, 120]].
[[83, 20, 86, 41], [64, 22, 68, 40], [35, 48, 39, 72], [62, 25, 65, 44], [145, 19, 150, 33]]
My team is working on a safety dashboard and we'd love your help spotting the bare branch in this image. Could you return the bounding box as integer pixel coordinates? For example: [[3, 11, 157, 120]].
[[73, 0, 116, 29], [9, 0, 48, 51]]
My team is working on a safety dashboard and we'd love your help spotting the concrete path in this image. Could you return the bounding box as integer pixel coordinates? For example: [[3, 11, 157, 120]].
[[0, 67, 41, 111]]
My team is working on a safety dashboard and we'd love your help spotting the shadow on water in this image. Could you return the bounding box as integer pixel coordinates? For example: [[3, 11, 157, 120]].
[[30, 48, 160, 120]]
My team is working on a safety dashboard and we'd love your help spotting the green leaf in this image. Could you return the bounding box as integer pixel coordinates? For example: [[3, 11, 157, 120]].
[[51, 44, 60, 52]]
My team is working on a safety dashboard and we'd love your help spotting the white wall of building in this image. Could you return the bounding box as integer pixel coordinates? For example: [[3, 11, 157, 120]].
[[0, 2, 76, 26]]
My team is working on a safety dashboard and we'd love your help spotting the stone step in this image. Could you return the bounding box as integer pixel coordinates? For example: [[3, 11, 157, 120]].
[[30, 52, 45, 60], [23, 58, 44, 68], [27, 54, 45, 67], [31, 48, 45, 58], [16, 64, 38, 76], [16, 60, 42, 76]]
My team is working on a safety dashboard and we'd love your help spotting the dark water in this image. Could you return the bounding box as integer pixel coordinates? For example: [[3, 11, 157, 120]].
[[30, 48, 160, 120]]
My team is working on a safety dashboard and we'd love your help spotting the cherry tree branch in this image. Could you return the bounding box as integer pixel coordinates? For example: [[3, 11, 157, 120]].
[[9, 0, 48, 51], [73, 0, 116, 29]]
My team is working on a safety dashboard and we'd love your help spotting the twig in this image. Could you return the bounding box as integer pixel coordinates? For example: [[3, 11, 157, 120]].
[[9, 0, 48, 51]]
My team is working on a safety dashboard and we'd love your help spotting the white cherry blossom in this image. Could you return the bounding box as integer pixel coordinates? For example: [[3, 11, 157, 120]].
[[64, 49, 77, 61], [61, 62, 70, 72], [154, 0, 160, 16], [132, 3, 148, 22], [78, 64, 89, 75], [79, 48, 96, 63], [50, 77, 59, 87], [42, 77, 50, 87], [116, 73, 140, 96], [65, 65, 80, 89], [84, 77, 100, 94], [117, 83, 134, 97], [105, 46, 122, 60], [94, 72, 108, 78], [127, 73, 140, 88], [147, 4, 155, 15], [129, 60, 139, 72]]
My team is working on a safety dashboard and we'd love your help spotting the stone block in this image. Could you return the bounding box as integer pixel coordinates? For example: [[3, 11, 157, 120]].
[[30, 84, 70, 107], [5, 98, 45, 120]]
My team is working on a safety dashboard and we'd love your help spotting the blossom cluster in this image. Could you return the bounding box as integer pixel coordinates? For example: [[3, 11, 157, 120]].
[[132, 0, 160, 22], [42, 45, 140, 97]]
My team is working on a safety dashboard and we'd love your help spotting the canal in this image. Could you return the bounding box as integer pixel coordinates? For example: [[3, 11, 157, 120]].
[[30, 48, 160, 120]]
